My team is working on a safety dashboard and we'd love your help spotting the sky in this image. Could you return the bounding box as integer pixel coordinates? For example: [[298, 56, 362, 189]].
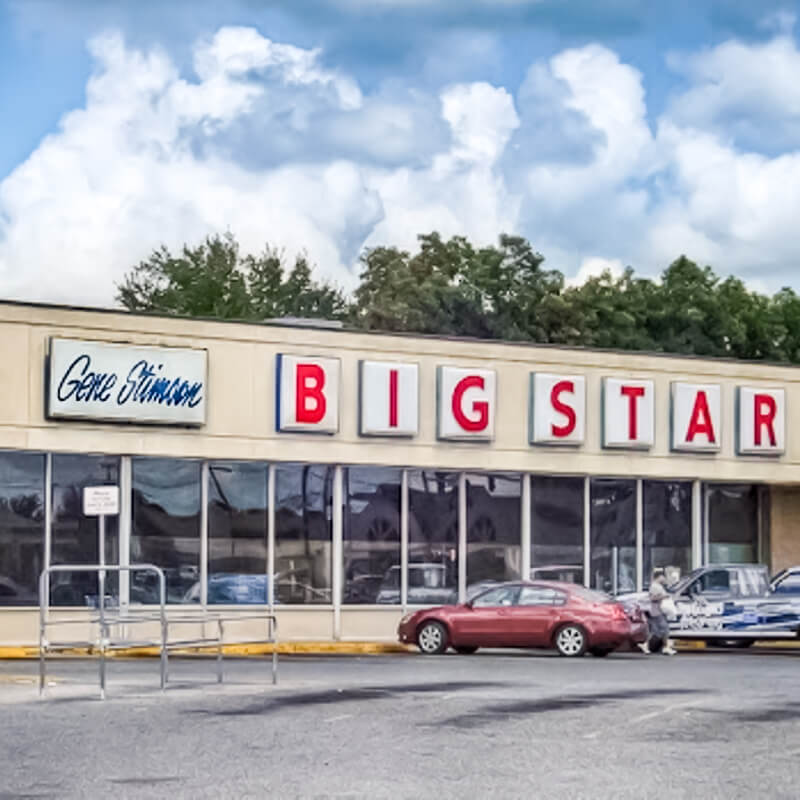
[[2, 0, 800, 307]]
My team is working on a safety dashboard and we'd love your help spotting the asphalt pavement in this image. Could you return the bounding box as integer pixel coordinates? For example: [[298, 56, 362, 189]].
[[1, 649, 799, 799]]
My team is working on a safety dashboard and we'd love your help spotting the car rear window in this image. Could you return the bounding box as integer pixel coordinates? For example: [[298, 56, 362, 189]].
[[568, 585, 613, 603]]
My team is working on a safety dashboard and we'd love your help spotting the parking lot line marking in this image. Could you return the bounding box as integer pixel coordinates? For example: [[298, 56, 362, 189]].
[[583, 700, 703, 738], [324, 714, 353, 723]]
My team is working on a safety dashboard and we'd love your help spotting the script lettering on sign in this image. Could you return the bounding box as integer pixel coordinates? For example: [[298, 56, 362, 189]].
[[359, 361, 419, 437], [671, 382, 721, 452], [530, 373, 586, 445], [47, 338, 207, 425], [437, 366, 496, 441], [737, 386, 785, 455], [276, 354, 340, 434], [602, 378, 654, 449]]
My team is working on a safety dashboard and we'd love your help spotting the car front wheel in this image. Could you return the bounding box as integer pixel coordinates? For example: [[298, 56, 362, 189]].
[[555, 624, 587, 657], [417, 621, 448, 655]]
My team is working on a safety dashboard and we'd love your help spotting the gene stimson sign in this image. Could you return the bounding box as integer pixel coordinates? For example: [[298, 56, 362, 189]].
[[47, 338, 207, 425]]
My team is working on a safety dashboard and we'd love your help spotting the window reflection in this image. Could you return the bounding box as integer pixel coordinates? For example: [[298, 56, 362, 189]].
[[51, 454, 119, 606], [206, 462, 268, 605], [590, 478, 636, 594], [344, 467, 401, 605], [131, 458, 200, 604], [643, 481, 691, 586], [407, 471, 458, 605], [531, 476, 584, 583], [707, 484, 759, 563], [0, 452, 45, 606], [466, 473, 521, 592], [275, 464, 333, 604]]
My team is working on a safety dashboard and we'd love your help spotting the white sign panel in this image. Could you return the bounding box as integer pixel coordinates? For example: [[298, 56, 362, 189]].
[[359, 360, 418, 437], [738, 387, 786, 455], [48, 338, 207, 425], [277, 354, 340, 434], [671, 382, 721, 452], [603, 378, 655, 449], [530, 373, 586, 445], [83, 486, 119, 517], [437, 366, 496, 441]]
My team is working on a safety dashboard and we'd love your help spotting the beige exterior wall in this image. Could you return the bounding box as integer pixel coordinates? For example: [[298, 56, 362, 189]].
[[769, 486, 800, 572], [2, 301, 800, 645], [2, 301, 800, 481]]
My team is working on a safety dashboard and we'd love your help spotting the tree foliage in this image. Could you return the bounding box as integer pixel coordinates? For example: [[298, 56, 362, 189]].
[[116, 232, 800, 364]]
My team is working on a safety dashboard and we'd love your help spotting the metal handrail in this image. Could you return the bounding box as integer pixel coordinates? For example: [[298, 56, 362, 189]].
[[39, 564, 167, 699], [38, 565, 279, 699]]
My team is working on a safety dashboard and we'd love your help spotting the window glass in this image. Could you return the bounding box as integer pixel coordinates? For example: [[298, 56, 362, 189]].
[[643, 481, 692, 588], [472, 584, 520, 607], [206, 462, 268, 605], [51, 454, 119, 606], [344, 467, 401, 605], [407, 470, 458, 605], [0, 452, 45, 606], [274, 464, 333, 604], [689, 569, 730, 595], [531, 477, 584, 580], [131, 458, 200, 604], [466, 473, 521, 590], [518, 586, 565, 606], [775, 574, 800, 592], [590, 479, 636, 595], [707, 484, 759, 563]]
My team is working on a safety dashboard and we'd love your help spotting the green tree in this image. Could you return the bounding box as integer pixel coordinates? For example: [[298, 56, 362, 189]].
[[116, 234, 349, 321], [353, 232, 569, 341]]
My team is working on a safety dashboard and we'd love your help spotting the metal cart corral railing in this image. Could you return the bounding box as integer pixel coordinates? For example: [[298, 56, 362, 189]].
[[39, 564, 278, 700]]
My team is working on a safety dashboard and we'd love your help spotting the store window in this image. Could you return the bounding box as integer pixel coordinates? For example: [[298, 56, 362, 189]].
[[207, 462, 268, 605], [707, 484, 759, 563], [466, 473, 521, 589], [531, 476, 584, 583], [590, 478, 636, 595], [343, 466, 401, 605], [51, 454, 119, 606], [643, 481, 692, 586], [131, 458, 201, 604], [407, 470, 459, 605], [274, 464, 333, 604], [0, 452, 45, 606]]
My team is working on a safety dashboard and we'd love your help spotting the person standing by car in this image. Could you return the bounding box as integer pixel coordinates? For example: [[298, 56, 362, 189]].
[[639, 569, 677, 655]]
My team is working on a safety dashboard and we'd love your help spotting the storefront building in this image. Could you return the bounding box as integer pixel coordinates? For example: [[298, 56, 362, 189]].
[[1, 300, 800, 645]]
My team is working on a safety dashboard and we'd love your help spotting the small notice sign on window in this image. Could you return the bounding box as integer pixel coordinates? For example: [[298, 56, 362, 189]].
[[83, 486, 119, 517]]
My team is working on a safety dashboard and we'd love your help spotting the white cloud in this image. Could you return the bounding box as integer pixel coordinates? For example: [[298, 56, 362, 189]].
[[566, 257, 624, 287], [5, 27, 800, 306]]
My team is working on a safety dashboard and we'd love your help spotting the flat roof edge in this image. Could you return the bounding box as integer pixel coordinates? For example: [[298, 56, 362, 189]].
[[0, 297, 797, 371]]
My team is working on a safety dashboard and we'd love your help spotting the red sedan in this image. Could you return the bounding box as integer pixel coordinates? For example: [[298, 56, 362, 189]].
[[398, 581, 647, 657]]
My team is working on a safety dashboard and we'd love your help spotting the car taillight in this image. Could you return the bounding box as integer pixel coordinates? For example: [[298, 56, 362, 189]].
[[609, 603, 627, 620]]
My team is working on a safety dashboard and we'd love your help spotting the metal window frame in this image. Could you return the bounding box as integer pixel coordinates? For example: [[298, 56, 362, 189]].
[[332, 464, 344, 639], [119, 456, 132, 610], [521, 473, 531, 581]]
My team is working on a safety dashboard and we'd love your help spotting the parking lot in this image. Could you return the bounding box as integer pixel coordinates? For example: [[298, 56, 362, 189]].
[[1, 649, 799, 799]]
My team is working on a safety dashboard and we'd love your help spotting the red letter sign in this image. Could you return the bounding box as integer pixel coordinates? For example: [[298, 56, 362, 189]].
[[754, 393, 777, 447], [686, 390, 716, 443], [438, 366, 496, 440], [550, 380, 577, 437], [620, 385, 645, 440], [295, 363, 326, 423], [452, 375, 489, 432], [388, 369, 399, 428], [278, 354, 340, 433]]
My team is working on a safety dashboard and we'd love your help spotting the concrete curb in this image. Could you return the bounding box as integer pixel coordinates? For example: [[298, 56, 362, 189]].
[[0, 642, 416, 659]]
